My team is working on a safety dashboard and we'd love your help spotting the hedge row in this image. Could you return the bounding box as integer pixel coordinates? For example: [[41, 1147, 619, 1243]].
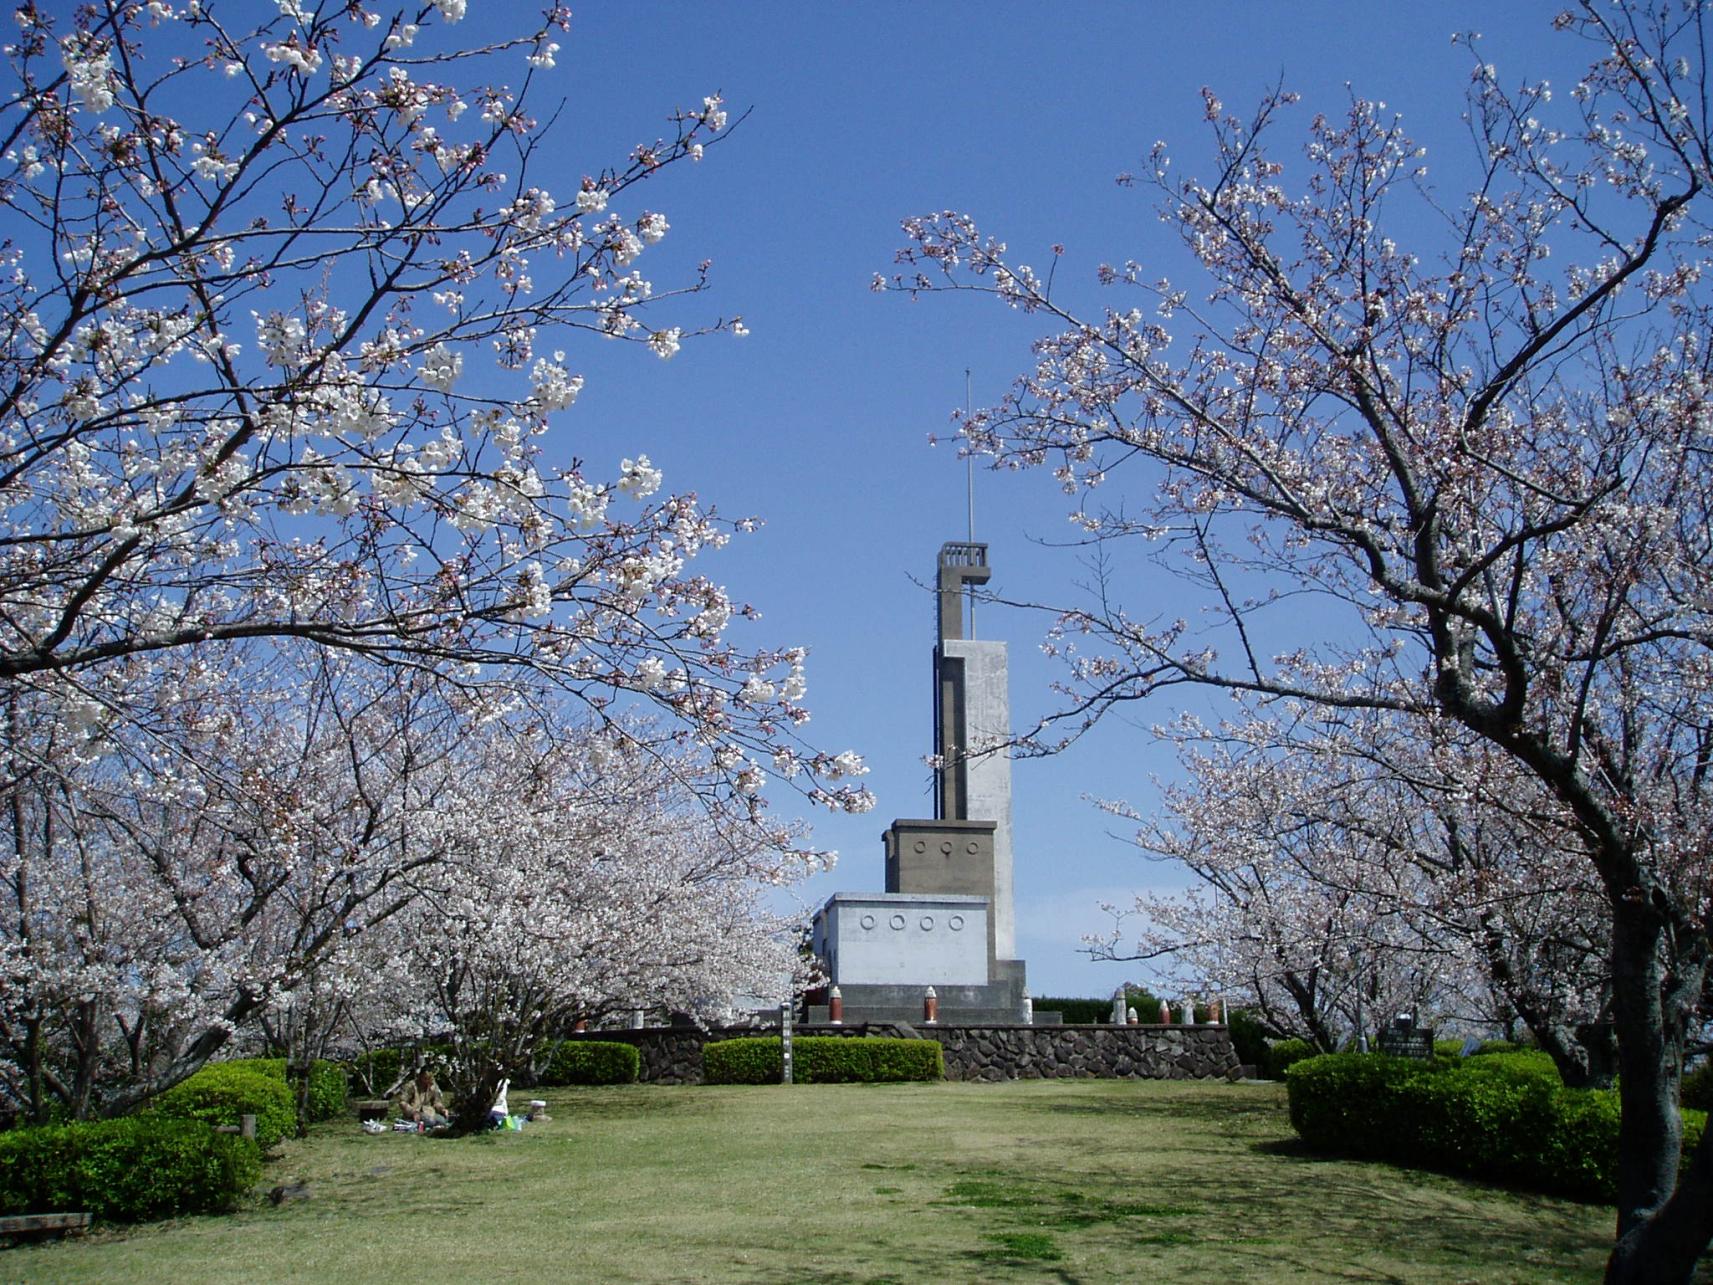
[[1286, 1052, 1707, 1203], [704, 1036, 943, 1085], [0, 1118, 260, 1222], [1684, 1060, 1713, 1112], [148, 1064, 297, 1149], [1265, 1038, 1319, 1079], [222, 1058, 348, 1122], [540, 1040, 639, 1086], [347, 1048, 407, 1097]]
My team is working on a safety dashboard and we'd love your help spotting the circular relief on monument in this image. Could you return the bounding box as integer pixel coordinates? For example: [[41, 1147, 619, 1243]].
[[940, 840, 953, 854], [888, 913, 906, 931], [859, 914, 876, 930], [948, 915, 965, 931], [919, 915, 935, 931], [966, 841, 980, 854], [913, 840, 926, 854]]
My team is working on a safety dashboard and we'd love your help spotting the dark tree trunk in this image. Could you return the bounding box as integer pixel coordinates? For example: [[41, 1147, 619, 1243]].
[[1602, 905, 1711, 1284], [1607, 1125, 1713, 1284], [447, 1064, 504, 1136]]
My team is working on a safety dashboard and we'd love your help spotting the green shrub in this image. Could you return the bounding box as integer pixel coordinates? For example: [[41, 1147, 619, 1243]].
[[1432, 1038, 1467, 1059], [1683, 1060, 1713, 1112], [1476, 1039, 1524, 1055], [1457, 1049, 1562, 1085], [797, 1036, 943, 1083], [703, 1036, 943, 1085], [221, 1058, 348, 1121], [1286, 1051, 1705, 1203], [0, 1117, 260, 1223], [149, 1064, 296, 1149], [704, 1037, 781, 1085], [347, 1048, 404, 1097], [1032, 997, 1112, 1024], [540, 1040, 640, 1086], [1226, 1008, 1270, 1070], [1266, 1038, 1318, 1079]]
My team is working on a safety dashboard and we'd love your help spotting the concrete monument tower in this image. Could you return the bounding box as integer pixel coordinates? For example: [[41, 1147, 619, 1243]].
[[808, 542, 1031, 1024]]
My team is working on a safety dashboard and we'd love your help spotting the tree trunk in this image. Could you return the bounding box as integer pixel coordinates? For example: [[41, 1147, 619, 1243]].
[[447, 1064, 504, 1136], [1607, 1125, 1713, 1283], [1602, 905, 1711, 1283]]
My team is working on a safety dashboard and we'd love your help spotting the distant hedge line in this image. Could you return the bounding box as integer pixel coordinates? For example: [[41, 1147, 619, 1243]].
[[1286, 1051, 1707, 1203], [540, 1041, 639, 1086], [704, 1036, 943, 1084], [344, 1039, 640, 1095]]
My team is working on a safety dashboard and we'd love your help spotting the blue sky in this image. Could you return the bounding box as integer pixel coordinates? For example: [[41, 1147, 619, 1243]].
[[541, 3, 1582, 996]]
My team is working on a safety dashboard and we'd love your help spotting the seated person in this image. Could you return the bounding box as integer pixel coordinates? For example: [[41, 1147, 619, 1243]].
[[395, 1068, 451, 1128]]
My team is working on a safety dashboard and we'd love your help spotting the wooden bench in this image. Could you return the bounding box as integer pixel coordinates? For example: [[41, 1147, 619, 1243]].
[[0, 1212, 92, 1245]]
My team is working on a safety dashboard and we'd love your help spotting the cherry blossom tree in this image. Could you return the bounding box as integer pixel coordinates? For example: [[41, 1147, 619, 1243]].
[[0, 1, 871, 807], [362, 721, 824, 1132], [0, 642, 493, 1120], [1092, 706, 1616, 1081], [887, 2, 1713, 1275], [0, 1, 871, 1123]]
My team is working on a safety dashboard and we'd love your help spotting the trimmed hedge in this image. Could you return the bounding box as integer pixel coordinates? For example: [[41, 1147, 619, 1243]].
[[149, 1063, 296, 1149], [346, 1045, 456, 1097], [347, 1048, 405, 1097], [1226, 1008, 1270, 1071], [1459, 1049, 1561, 1085], [0, 1117, 260, 1222], [222, 1058, 348, 1122], [1032, 997, 1113, 1025], [703, 1036, 944, 1085], [540, 1040, 640, 1086], [1286, 1052, 1707, 1203], [1265, 1038, 1318, 1079]]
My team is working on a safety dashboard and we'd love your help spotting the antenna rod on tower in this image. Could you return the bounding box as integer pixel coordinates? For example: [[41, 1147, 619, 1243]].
[[965, 368, 975, 638]]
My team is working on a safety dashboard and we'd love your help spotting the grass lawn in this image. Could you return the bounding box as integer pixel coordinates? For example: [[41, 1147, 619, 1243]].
[[2, 1078, 1662, 1283]]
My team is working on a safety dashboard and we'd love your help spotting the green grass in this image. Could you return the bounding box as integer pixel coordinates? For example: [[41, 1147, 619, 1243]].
[[2, 1079, 1669, 1282]]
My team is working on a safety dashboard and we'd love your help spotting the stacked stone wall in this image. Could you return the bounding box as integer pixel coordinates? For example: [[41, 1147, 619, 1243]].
[[925, 1024, 1238, 1082], [579, 1023, 1239, 1085]]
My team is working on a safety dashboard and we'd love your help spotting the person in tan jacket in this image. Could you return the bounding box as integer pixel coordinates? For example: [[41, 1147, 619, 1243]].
[[395, 1068, 451, 1128]]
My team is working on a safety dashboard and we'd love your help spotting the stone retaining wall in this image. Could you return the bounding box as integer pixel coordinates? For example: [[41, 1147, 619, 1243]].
[[580, 1022, 1240, 1085], [927, 1023, 1239, 1082]]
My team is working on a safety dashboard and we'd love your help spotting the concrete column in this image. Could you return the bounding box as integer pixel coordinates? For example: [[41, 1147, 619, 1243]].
[[941, 639, 1015, 961]]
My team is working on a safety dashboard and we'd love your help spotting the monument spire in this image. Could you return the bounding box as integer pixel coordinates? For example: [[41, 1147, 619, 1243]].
[[965, 367, 975, 638]]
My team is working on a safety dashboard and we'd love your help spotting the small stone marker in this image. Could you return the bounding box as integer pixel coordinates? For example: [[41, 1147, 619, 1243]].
[[923, 986, 939, 1025], [1377, 1014, 1434, 1058], [1112, 992, 1128, 1025], [1019, 989, 1033, 1025], [1127, 1006, 1139, 1025], [1180, 1001, 1196, 1026], [630, 1010, 645, 1029], [1158, 1000, 1170, 1024], [829, 985, 844, 1025]]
